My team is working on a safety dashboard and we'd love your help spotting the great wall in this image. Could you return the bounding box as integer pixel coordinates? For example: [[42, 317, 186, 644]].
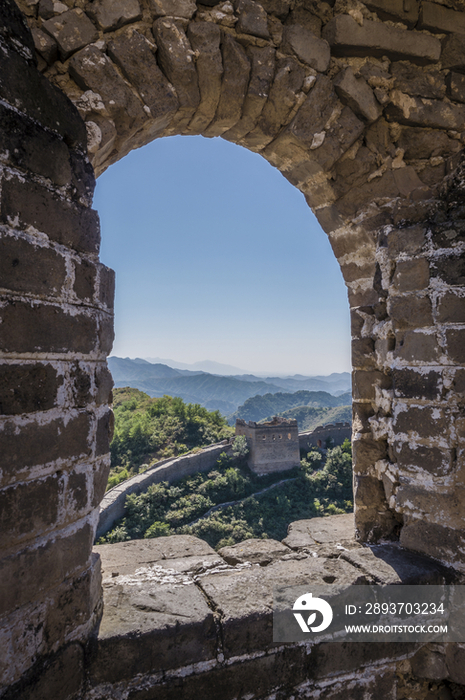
[[1, 0, 465, 696]]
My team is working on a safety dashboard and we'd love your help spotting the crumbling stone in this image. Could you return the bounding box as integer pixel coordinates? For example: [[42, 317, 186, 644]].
[[334, 66, 382, 123], [87, 0, 142, 32], [42, 9, 99, 60]]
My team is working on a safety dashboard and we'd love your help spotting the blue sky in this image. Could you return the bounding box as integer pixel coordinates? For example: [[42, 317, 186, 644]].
[[94, 135, 351, 376]]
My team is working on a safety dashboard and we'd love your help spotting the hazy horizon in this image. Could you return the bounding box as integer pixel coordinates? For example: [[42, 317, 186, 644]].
[[95, 135, 351, 376]]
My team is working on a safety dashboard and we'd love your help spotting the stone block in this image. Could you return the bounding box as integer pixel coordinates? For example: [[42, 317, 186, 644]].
[[352, 437, 387, 474], [386, 225, 426, 258], [441, 33, 465, 73], [419, 2, 465, 36], [395, 442, 455, 476], [282, 23, 330, 72], [91, 459, 111, 507], [96, 409, 114, 456], [69, 45, 146, 134], [447, 71, 465, 103], [244, 56, 304, 149], [186, 22, 222, 133], [89, 579, 217, 684], [149, 0, 196, 19], [0, 233, 67, 297], [315, 205, 345, 233], [309, 641, 417, 682], [322, 15, 441, 65], [446, 328, 465, 363], [219, 538, 290, 565], [364, 0, 419, 28], [66, 468, 89, 514], [437, 291, 465, 323], [0, 176, 100, 254], [353, 370, 390, 401], [394, 330, 440, 362], [397, 127, 460, 161], [392, 368, 441, 401], [0, 45, 86, 148], [398, 485, 465, 531], [73, 257, 96, 302], [200, 555, 365, 658], [431, 256, 465, 286], [205, 35, 250, 137], [43, 9, 99, 60], [0, 103, 73, 186], [390, 61, 445, 100], [235, 0, 270, 39], [445, 644, 465, 685], [98, 263, 115, 309], [389, 295, 433, 329], [282, 513, 355, 549], [31, 26, 57, 64], [8, 643, 84, 700], [87, 0, 142, 31], [334, 67, 382, 123], [386, 90, 465, 130], [223, 45, 275, 141], [392, 258, 430, 292], [0, 362, 61, 415], [394, 406, 448, 439], [352, 401, 375, 434], [0, 412, 91, 484], [256, 0, 290, 19], [0, 520, 93, 615], [401, 518, 465, 567], [0, 475, 61, 549], [351, 337, 376, 369], [107, 31, 179, 131], [153, 18, 200, 131], [95, 362, 114, 406], [0, 301, 98, 355], [70, 362, 92, 409], [98, 312, 115, 355]]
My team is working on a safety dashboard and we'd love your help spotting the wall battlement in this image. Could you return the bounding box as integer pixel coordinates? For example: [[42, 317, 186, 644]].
[[236, 416, 301, 474]]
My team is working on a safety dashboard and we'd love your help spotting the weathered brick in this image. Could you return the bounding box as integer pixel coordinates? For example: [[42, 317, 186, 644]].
[[87, 0, 142, 32], [390, 62, 445, 100], [392, 258, 430, 292], [447, 71, 465, 103], [98, 313, 115, 355], [0, 363, 61, 415], [431, 256, 465, 285], [437, 291, 465, 323], [149, 0, 196, 18], [98, 264, 115, 310], [96, 409, 114, 456], [0, 176, 100, 254], [392, 368, 441, 400], [400, 516, 465, 565], [441, 33, 465, 73], [352, 401, 375, 434], [0, 44, 86, 148], [42, 9, 99, 60], [186, 22, 223, 134], [351, 338, 375, 369], [107, 30, 178, 130], [353, 370, 390, 401], [95, 363, 114, 406], [71, 362, 92, 408], [66, 469, 88, 513], [364, 0, 419, 28], [5, 643, 84, 700], [0, 301, 98, 354], [334, 67, 382, 123], [386, 91, 465, 130], [419, 2, 465, 36], [394, 406, 448, 439], [0, 521, 93, 615], [0, 412, 91, 483], [322, 15, 441, 65], [394, 330, 440, 362], [397, 127, 460, 161], [394, 442, 454, 476], [389, 295, 433, 329], [282, 22, 330, 73], [91, 459, 111, 506], [352, 437, 387, 473], [446, 328, 465, 363], [73, 258, 96, 302], [0, 475, 61, 549], [0, 103, 71, 186], [0, 234, 66, 297], [236, 0, 270, 40]]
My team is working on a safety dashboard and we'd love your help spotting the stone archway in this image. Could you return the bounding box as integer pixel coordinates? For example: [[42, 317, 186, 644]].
[[2, 0, 465, 695], [23, 0, 465, 559]]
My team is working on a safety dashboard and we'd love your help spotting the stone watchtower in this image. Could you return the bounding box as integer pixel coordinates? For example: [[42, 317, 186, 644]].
[[235, 417, 301, 474]]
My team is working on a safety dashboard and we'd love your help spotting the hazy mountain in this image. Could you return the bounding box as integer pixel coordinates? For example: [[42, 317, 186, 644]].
[[144, 357, 249, 375], [229, 390, 352, 425]]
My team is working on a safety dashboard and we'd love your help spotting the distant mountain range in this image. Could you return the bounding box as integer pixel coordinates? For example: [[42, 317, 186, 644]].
[[108, 357, 351, 415], [229, 390, 352, 425]]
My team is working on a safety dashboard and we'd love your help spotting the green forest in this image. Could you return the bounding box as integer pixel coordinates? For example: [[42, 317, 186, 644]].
[[108, 387, 234, 490], [98, 436, 353, 550]]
